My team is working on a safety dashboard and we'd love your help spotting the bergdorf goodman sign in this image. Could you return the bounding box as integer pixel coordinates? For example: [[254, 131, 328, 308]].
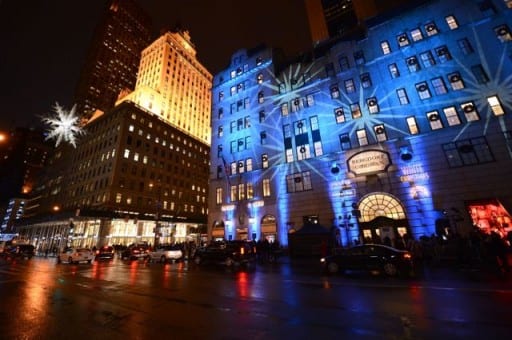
[[347, 150, 391, 176]]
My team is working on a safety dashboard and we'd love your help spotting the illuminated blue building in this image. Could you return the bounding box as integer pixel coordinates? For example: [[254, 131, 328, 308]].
[[208, 0, 512, 248]]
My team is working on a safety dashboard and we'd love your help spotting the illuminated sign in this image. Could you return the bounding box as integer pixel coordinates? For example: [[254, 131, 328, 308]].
[[347, 150, 391, 176], [400, 163, 430, 182], [248, 200, 264, 208], [221, 204, 235, 212]]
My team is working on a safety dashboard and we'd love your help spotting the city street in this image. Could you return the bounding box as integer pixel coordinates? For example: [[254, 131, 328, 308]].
[[0, 255, 511, 339]]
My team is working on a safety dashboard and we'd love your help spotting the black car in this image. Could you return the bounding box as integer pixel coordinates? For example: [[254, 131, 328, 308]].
[[6, 244, 36, 259], [320, 244, 414, 277], [95, 246, 115, 261], [120, 243, 150, 261], [193, 241, 256, 268]]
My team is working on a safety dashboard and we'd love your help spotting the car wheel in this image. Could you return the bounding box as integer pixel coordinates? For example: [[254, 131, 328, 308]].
[[326, 262, 339, 274], [160, 255, 167, 263], [383, 263, 398, 276], [225, 257, 234, 267], [194, 256, 201, 265]]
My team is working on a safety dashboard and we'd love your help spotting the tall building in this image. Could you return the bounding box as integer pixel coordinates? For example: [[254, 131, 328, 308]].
[[305, 0, 416, 44], [73, 0, 152, 122], [117, 29, 213, 145], [209, 0, 512, 251]]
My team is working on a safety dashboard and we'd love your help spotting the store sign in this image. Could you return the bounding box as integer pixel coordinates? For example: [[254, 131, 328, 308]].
[[347, 150, 391, 176]]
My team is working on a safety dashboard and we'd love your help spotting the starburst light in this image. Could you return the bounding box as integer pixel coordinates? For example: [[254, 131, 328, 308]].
[[42, 102, 84, 148]]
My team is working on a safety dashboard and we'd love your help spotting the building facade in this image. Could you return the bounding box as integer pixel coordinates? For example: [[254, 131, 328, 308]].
[[17, 102, 210, 251], [73, 0, 152, 122], [209, 0, 512, 247]]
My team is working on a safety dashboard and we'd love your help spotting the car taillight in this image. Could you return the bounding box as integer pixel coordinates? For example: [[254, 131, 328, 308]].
[[96, 250, 100, 255], [403, 252, 412, 260], [240, 247, 245, 255]]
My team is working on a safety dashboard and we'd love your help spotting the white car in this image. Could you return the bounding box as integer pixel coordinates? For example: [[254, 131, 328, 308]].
[[148, 245, 183, 263], [58, 248, 95, 264]]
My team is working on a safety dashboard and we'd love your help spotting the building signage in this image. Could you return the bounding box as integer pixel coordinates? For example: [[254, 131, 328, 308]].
[[347, 150, 391, 176]]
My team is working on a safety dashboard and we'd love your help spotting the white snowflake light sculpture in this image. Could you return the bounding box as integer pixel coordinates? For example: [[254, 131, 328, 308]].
[[42, 102, 84, 148]]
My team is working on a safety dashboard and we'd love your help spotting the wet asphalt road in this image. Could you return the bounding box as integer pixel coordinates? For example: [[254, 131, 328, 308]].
[[0, 255, 511, 340]]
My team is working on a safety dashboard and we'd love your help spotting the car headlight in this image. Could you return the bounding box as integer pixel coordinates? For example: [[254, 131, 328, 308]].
[[320, 258, 326, 263]]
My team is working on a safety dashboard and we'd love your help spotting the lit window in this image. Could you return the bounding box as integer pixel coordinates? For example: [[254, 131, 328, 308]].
[[411, 28, 423, 41], [296, 144, 311, 161], [263, 178, 271, 197], [487, 95, 505, 116], [285, 148, 294, 163], [246, 158, 253, 171], [461, 101, 480, 121], [286, 172, 312, 193], [425, 22, 439, 36], [216, 187, 222, 205], [306, 94, 315, 107], [495, 25, 512, 42], [334, 107, 345, 123], [448, 72, 465, 90], [427, 111, 443, 130], [445, 15, 459, 30], [262, 154, 269, 168], [258, 91, 265, 104], [436, 45, 452, 62], [367, 97, 379, 114], [330, 85, 340, 99], [123, 149, 130, 158], [406, 56, 420, 72], [257, 73, 263, 84], [406, 117, 419, 135], [281, 103, 289, 116], [416, 82, 431, 100], [247, 183, 254, 199], [357, 129, 369, 146], [374, 125, 387, 142], [217, 126, 223, 137], [354, 50, 365, 65], [360, 73, 372, 88], [381, 41, 391, 54], [291, 97, 302, 112], [397, 88, 409, 105], [219, 91, 224, 101], [259, 110, 266, 123], [344, 79, 355, 93], [388, 63, 400, 78], [397, 33, 409, 47], [129, 125, 134, 132], [230, 185, 237, 202], [431, 77, 448, 95], [339, 134, 351, 150], [260, 131, 267, 145], [420, 51, 436, 67], [351, 103, 362, 119], [443, 106, 461, 126]]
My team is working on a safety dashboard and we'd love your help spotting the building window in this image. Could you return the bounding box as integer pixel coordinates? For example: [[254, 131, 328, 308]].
[[350, 103, 362, 119], [397, 33, 410, 47], [330, 85, 340, 99], [285, 148, 294, 163], [495, 25, 512, 42], [445, 15, 459, 30], [431, 77, 448, 95], [247, 182, 254, 199], [294, 119, 307, 135], [425, 22, 439, 36], [260, 131, 267, 145], [279, 103, 289, 117], [406, 56, 420, 72], [306, 94, 315, 107], [354, 50, 365, 65], [231, 161, 237, 175], [388, 63, 400, 78], [360, 73, 372, 88], [263, 178, 271, 197], [216, 187, 223, 204], [443, 137, 494, 167], [406, 116, 419, 135], [257, 73, 263, 84], [487, 95, 505, 116], [411, 28, 423, 41], [457, 38, 474, 54], [420, 51, 436, 67], [238, 183, 245, 201], [461, 101, 480, 121], [262, 154, 269, 168], [443, 106, 461, 126], [397, 88, 409, 105], [427, 111, 443, 130], [357, 129, 369, 146], [219, 91, 224, 101], [230, 185, 237, 202], [217, 145, 223, 158], [291, 97, 302, 112], [286, 171, 312, 193], [325, 62, 335, 77], [339, 55, 350, 71], [381, 41, 391, 54], [124, 149, 130, 159], [374, 124, 387, 142], [471, 65, 490, 84], [339, 134, 351, 150], [217, 126, 223, 137], [367, 97, 379, 114], [448, 72, 465, 90], [258, 91, 265, 104], [435, 45, 452, 62], [296, 144, 311, 161], [344, 79, 355, 93], [416, 82, 431, 100], [259, 110, 266, 123], [334, 107, 345, 123]]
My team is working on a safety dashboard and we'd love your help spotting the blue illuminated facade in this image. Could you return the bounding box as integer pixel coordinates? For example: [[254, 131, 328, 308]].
[[208, 0, 512, 248]]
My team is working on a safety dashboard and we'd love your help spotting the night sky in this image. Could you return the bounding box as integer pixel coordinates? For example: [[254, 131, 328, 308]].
[[0, 0, 311, 131]]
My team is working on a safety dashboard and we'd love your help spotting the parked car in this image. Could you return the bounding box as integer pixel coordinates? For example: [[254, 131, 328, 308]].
[[120, 243, 150, 261], [148, 244, 183, 263], [6, 244, 35, 259], [320, 244, 414, 277], [58, 247, 94, 264], [193, 241, 256, 268], [95, 246, 115, 261]]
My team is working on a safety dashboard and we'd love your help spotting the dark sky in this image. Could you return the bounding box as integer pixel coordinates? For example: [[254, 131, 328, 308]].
[[0, 0, 311, 131]]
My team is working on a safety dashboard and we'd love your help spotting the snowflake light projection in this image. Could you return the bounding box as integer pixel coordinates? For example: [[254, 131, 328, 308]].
[[42, 102, 84, 148]]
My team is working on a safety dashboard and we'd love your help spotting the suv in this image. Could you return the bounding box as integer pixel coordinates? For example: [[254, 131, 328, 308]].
[[7, 244, 35, 259], [120, 243, 150, 261], [193, 241, 256, 268], [148, 244, 183, 263]]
